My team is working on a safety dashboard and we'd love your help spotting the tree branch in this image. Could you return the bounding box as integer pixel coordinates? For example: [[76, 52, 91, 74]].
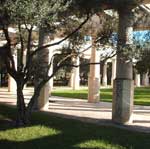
[[24, 14, 89, 79], [30, 14, 89, 57], [139, 5, 150, 15], [24, 27, 33, 73], [18, 22, 24, 71]]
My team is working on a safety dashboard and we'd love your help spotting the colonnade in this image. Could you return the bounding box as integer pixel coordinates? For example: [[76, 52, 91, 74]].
[[7, 50, 150, 94], [6, 0, 150, 125]]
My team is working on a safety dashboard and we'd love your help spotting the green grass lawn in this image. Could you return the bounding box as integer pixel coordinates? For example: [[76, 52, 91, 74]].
[[51, 87, 150, 106], [0, 104, 150, 149]]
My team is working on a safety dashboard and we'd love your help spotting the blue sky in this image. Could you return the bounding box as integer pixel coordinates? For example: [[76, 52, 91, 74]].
[[133, 30, 150, 42], [110, 30, 150, 45]]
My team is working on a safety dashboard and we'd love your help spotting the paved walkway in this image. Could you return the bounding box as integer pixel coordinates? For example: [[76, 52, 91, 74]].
[[0, 87, 150, 133]]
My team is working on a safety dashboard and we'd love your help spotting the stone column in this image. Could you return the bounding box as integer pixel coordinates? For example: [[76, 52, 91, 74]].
[[88, 37, 100, 103], [34, 27, 50, 110], [23, 51, 26, 67], [111, 58, 116, 86], [135, 73, 140, 87], [142, 72, 149, 86], [48, 48, 54, 96], [8, 55, 17, 92], [73, 57, 80, 90], [69, 57, 80, 90], [23, 51, 27, 88], [69, 71, 74, 87], [8, 75, 17, 92], [102, 61, 107, 86], [112, 8, 134, 124], [0, 73, 1, 87]]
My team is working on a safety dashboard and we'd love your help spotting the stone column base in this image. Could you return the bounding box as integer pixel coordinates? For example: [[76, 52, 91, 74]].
[[32, 82, 50, 111], [8, 75, 17, 92], [38, 82, 49, 110], [88, 77, 100, 103], [112, 79, 134, 124]]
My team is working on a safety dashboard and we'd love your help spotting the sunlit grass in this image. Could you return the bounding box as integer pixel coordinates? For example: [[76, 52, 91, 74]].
[[75, 140, 128, 149], [51, 87, 150, 106], [0, 104, 150, 149], [0, 126, 61, 141]]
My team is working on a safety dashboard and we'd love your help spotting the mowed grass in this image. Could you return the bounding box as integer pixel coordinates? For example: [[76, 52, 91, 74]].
[[52, 87, 150, 106], [0, 104, 150, 149]]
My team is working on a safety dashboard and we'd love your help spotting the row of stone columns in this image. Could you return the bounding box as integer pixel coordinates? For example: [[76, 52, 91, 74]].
[[7, 47, 149, 93], [6, 4, 149, 125], [8, 55, 149, 97], [7, 49, 150, 92], [69, 57, 117, 89], [135, 72, 150, 87], [103, 62, 150, 87], [101, 59, 116, 87]]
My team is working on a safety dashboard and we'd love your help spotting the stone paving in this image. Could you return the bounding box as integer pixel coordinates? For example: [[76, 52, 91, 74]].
[[48, 96, 150, 133], [0, 87, 150, 133]]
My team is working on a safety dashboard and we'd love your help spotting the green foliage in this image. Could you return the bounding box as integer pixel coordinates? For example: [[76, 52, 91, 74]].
[[135, 48, 150, 74], [134, 31, 150, 74], [69, 0, 104, 15], [1, 0, 71, 27]]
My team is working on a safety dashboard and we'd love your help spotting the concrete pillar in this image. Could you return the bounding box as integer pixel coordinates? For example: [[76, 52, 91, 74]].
[[111, 58, 116, 86], [8, 74, 17, 92], [49, 75, 53, 94], [112, 8, 134, 124], [88, 37, 100, 103], [73, 57, 80, 90], [142, 72, 149, 86], [69, 57, 80, 90], [135, 73, 140, 87], [102, 61, 107, 86], [23, 51, 27, 88], [0, 73, 1, 87], [8, 55, 17, 92], [34, 27, 51, 110], [48, 48, 54, 96], [23, 51, 26, 66], [69, 71, 74, 88], [37, 81, 50, 109]]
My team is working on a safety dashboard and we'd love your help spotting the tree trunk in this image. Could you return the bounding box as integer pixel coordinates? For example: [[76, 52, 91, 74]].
[[26, 79, 48, 120], [16, 81, 27, 125]]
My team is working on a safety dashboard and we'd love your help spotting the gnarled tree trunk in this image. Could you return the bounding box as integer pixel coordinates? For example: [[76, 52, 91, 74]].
[[16, 80, 27, 125]]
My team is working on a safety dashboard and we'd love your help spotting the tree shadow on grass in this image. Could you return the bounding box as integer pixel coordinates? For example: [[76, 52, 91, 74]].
[[0, 104, 150, 149]]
